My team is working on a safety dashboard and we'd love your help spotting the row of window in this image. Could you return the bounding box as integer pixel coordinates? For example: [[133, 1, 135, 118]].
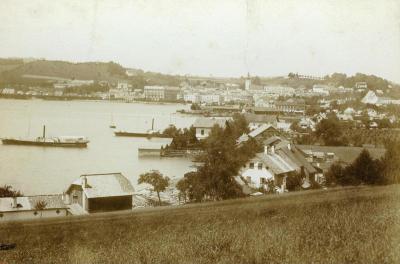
[[247, 162, 269, 170], [246, 176, 267, 184]]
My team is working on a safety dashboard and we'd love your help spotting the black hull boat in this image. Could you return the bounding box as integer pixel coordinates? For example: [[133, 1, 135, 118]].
[[114, 131, 170, 138], [1, 138, 88, 148], [1, 125, 89, 148], [114, 118, 171, 138]]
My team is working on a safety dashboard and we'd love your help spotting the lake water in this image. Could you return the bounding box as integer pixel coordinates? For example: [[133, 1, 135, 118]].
[[0, 99, 197, 195]]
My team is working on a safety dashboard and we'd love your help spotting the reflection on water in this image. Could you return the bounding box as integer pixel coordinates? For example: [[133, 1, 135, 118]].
[[0, 99, 196, 195]]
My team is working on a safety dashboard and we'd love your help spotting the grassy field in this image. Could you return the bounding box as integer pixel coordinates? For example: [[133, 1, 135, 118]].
[[1, 185, 399, 264]]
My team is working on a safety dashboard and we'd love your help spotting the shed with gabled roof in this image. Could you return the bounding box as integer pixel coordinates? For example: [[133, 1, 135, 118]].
[[65, 173, 134, 213]]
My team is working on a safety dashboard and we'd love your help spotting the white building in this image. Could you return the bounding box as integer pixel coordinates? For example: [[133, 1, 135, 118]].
[[361, 90, 400, 105], [355, 82, 368, 90], [193, 117, 227, 140], [312, 84, 330, 96], [183, 92, 200, 103], [245, 78, 251, 91], [200, 94, 222, 105], [117, 82, 129, 90], [1, 88, 15, 94], [144, 86, 165, 101], [264, 86, 295, 96], [0, 195, 68, 222], [239, 137, 317, 191]]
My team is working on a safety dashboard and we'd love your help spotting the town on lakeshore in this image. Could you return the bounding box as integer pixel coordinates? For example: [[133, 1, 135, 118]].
[[1, 60, 399, 221], [1, 1, 399, 263]]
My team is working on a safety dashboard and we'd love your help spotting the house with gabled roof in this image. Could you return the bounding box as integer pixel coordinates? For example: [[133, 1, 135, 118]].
[[238, 136, 318, 192], [193, 117, 228, 140], [237, 124, 280, 144], [64, 173, 135, 214]]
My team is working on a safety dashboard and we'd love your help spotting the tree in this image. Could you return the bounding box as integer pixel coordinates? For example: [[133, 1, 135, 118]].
[[138, 170, 170, 205], [162, 125, 181, 137], [327, 150, 382, 186], [377, 118, 392, 129], [34, 200, 47, 218], [186, 116, 260, 201], [379, 140, 400, 184], [0, 185, 22, 197], [176, 171, 205, 203], [286, 173, 302, 191], [176, 177, 190, 203], [347, 149, 380, 184], [190, 103, 201, 110], [315, 114, 347, 146]]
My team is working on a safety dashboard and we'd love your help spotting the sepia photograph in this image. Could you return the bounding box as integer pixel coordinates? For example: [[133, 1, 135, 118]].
[[0, 0, 399, 263]]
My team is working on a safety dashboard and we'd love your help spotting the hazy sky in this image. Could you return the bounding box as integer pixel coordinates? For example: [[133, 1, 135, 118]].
[[1, 0, 399, 82]]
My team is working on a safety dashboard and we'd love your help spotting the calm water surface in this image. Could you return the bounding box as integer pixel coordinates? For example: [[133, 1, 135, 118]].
[[0, 99, 196, 195]]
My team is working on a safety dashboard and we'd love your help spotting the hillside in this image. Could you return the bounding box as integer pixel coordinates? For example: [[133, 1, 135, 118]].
[[1, 185, 399, 264], [0, 58, 25, 74], [0, 60, 127, 83]]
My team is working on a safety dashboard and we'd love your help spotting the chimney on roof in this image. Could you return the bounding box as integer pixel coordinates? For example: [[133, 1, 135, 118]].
[[271, 145, 275, 154], [81, 176, 87, 189], [264, 146, 268, 155], [12, 196, 17, 208]]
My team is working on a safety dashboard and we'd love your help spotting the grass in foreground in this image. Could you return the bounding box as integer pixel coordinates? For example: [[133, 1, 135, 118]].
[[1, 185, 399, 264]]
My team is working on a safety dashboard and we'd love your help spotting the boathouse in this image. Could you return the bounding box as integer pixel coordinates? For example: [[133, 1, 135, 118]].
[[64, 173, 135, 214]]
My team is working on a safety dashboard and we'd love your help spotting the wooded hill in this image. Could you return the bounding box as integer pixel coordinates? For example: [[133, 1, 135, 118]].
[[0, 58, 182, 88], [0, 60, 127, 83], [0, 58, 398, 91]]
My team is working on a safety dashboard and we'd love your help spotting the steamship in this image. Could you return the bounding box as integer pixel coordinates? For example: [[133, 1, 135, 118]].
[[1, 126, 89, 148]]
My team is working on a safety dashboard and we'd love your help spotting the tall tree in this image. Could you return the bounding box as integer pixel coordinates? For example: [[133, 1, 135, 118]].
[[179, 115, 261, 202], [138, 170, 170, 205], [379, 141, 400, 184]]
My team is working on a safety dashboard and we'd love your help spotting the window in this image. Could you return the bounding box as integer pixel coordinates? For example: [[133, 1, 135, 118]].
[[73, 195, 78, 204], [246, 176, 251, 183], [34, 211, 38, 216], [0, 213, 3, 218], [201, 129, 205, 135], [258, 163, 263, 170], [249, 162, 254, 169], [260, 178, 266, 184], [56, 209, 60, 214]]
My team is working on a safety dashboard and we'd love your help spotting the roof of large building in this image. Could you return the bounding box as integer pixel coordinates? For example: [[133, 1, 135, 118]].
[[193, 117, 227, 128], [67, 173, 135, 199], [248, 136, 317, 175], [248, 124, 277, 138], [297, 145, 386, 164], [243, 113, 277, 124], [253, 152, 295, 175], [0, 194, 66, 212]]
